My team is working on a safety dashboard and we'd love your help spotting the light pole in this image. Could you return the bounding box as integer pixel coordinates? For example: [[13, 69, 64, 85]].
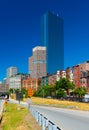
[[43, 88, 44, 104]]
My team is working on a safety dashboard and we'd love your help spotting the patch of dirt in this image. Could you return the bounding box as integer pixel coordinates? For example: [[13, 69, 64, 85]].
[[16, 112, 42, 130], [25, 112, 41, 130]]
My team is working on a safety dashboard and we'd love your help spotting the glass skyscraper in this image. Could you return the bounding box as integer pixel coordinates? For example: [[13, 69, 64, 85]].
[[41, 11, 64, 74]]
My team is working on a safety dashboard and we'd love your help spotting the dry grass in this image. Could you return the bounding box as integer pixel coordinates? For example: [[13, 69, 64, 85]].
[[16, 112, 42, 130], [31, 97, 89, 111], [0, 102, 41, 130]]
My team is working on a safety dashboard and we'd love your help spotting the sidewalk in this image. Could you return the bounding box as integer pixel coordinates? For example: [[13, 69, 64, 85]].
[[9, 97, 28, 108]]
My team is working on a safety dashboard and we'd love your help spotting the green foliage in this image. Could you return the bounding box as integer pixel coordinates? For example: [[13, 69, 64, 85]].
[[6, 91, 10, 95], [21, 87, 28, 98], [56, 88, 66, 98], [9, 88, 14, 93], [34, 85, 55, 97], [55, 78, 74, 94], [48, 85, 56, 97], [34, 88, 42, 97], [34, 77, 75, 98], [14, 88, 20, 93], [74, 87, 87, 98]]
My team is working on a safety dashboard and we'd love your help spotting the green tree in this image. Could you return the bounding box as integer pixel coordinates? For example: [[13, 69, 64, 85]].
[[48, 85, 56, 97], [34, 88, 43, 97], [57, 88, 66, 98], [55, 78, 74, 94], [9, 88, 14, 93], [34, 85, 56, 97], [42, 86, 50, 97], [21, 87, 28, 98], [14, 88, 20, 93], [74, 87, 87, 98]]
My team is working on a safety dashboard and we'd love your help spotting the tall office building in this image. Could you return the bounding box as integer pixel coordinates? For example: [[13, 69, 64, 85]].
[[41, 11, 64, 74], [28, 56, 33, 75], [28, 46, 46, 78], [7, 66, 18, 78]]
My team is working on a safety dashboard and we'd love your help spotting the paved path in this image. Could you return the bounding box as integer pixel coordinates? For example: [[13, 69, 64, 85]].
[[31, 105, 89, 130], [9, 98, 28, 107]]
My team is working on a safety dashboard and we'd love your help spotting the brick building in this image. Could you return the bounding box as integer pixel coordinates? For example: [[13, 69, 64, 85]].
[[21, 75, 38, 91], [72, 65, 81, 87]]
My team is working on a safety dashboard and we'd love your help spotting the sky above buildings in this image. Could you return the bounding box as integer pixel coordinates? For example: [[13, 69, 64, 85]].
[[0, 0, 89, 81]]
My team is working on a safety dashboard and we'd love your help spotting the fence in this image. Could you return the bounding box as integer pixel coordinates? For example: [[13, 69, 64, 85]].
[[0, 100, 5, 121], [30, 107, 61, 130]]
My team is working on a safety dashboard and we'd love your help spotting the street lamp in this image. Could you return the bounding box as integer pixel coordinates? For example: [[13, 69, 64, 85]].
[[42, 87, 44, 103]]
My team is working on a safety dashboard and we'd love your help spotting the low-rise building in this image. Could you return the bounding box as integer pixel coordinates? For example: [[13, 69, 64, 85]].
[[0, 83, 9, 92], [21, 75, 38, 91], [48, 73, 57, 86], [56, 70, 61, 81], [9, 74, 26, 90], [42, 76, 49, 86]]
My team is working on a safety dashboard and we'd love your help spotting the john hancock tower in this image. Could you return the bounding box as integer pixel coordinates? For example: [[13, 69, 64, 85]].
[[41, 11, 64, 74]]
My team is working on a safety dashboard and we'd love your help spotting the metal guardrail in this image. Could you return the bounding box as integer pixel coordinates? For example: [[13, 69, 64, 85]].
[[0, 100, 5, 121], [30, 107, 61, 130]]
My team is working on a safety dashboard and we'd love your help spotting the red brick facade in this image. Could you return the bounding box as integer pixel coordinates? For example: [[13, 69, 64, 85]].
[[21, 76, 38, 91]]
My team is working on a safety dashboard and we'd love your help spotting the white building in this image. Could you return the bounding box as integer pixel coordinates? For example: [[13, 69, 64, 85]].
[[7, 66, 18, 78], [62, 71, 66, 78], [69, 69, 73, 82], [56, 70, 60, 81], [6, 66, 18, 84], [9, 74, 25, 90]]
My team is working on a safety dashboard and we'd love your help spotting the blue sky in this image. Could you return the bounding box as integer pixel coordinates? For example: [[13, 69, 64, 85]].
[[0, 0, 89, 81]]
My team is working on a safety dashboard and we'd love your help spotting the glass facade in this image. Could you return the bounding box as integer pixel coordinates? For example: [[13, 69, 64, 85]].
[[41, 11, 64, 74]]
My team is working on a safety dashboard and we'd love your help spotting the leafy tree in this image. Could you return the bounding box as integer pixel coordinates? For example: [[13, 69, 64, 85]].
[[55, 78, 74, 94], [42, 86, 50, 97], [48, 85, 56, 97], [21, 87, 26, 94], [57, 88, 66, 98], [74, 87, 87, 98], [34, 88, 43, 97], [9, 88, 14, 93], [34, 85, 56, 97], [6, 91, 10, 99], [14, 88, 20, 93], [21, 87, 28, 98]]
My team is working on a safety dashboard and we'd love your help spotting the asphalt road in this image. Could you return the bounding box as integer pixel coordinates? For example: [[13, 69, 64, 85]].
[[31, 105, 89, 130]]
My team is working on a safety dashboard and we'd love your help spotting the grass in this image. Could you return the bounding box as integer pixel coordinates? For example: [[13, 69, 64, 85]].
[[0, 102, 41, 130], [31, 97, 89, 111]]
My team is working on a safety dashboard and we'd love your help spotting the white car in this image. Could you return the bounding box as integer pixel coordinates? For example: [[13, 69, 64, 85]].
[[82, 94, 89, 102]]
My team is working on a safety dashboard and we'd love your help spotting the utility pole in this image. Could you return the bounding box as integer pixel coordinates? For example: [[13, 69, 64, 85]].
[[43, 88, 44, 104]]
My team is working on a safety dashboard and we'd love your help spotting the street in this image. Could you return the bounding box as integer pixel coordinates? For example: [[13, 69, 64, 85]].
[[31, 105, 89, 130]]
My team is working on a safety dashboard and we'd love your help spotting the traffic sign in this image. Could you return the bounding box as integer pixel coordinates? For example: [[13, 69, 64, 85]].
[[28, 88, 34, 97]]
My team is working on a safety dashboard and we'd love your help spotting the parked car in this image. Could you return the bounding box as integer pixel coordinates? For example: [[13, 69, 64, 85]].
[[82, 94, 89, 102]]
